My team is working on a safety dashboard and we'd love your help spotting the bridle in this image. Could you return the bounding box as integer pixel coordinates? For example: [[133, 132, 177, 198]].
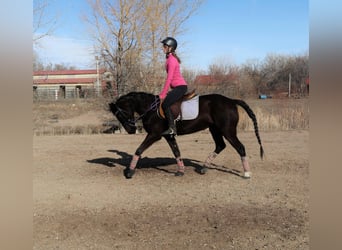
[[114, 107, 137, 128], [114, 95, 160, 128]]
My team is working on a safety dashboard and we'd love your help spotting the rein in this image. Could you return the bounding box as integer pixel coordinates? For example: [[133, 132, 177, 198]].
[[135, 95, 160, 121], [115, 95, 160, 127]]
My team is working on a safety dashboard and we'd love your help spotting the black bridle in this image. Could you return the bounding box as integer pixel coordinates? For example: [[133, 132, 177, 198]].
[[114, 95, 160, 128], [114, 107, 137, 128]]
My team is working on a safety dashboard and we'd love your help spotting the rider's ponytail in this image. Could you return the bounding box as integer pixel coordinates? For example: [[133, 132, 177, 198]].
[[166, 51, 181, 64]]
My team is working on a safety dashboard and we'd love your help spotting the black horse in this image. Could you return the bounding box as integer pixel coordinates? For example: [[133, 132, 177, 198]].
[[109, 92, 264, 179]]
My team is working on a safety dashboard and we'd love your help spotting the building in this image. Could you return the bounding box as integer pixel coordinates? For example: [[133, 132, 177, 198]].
[[192, 73, 239, 96], [33, 69, 115, 100]]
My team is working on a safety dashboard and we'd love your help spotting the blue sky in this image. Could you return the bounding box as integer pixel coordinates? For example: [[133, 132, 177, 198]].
[[34, 0, 309, 71]]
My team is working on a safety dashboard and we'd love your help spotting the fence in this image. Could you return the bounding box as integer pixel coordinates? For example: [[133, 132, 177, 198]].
[[33, 86, 107, 101]]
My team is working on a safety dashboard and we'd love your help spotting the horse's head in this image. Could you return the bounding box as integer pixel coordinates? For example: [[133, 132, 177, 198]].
[[109, 100, 137, 134]]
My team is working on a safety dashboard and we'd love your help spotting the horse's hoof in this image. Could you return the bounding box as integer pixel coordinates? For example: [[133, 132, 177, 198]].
[[175, 171, 184, 176], [124, 168, 135, 179], [242, 171, 251, 179], [199, 167, 207, 174], [196, 167, 207, 175]]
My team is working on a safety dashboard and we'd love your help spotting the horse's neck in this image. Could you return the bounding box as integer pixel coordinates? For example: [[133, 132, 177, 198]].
[[134, 93, 158, 115]]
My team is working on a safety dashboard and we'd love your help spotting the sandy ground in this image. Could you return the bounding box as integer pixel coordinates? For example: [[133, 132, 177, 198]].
[[33, 130, 309, 249]]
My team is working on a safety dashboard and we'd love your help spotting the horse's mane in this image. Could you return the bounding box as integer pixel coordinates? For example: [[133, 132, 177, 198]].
[[117, 92, 156, 103]]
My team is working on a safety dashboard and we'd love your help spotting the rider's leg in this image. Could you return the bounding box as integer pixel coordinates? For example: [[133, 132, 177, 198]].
[[162, 107, 176, 135], [161, 85, 187, 136]]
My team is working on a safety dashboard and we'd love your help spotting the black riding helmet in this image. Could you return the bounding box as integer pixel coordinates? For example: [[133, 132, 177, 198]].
[[161, 37, 177, 51]]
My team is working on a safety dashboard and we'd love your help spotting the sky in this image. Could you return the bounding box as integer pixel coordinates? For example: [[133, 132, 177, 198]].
[[34, 0, 309, 71]]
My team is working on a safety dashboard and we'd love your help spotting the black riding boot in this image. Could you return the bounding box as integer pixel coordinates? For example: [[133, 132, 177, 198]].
[[162, 108, 177, 136]]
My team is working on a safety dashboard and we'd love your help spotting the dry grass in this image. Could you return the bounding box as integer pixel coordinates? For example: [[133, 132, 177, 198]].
[[33, 125, 105, 136], [238, 98, 309, 131], [33, 98, 108, 120], [33, 98, 111, 136], [33, 97, 309, 136]]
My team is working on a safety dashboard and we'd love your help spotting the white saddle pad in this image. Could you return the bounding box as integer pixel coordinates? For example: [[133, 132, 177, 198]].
[[180, 95, 199, 120]]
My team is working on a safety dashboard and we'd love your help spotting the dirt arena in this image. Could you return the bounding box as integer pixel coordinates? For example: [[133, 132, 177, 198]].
[[33, 130, 309, 249]]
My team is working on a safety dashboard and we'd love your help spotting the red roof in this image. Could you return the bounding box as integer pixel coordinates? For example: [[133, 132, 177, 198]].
[[33, 69, 105, 76], [33, 78, 97, 85]]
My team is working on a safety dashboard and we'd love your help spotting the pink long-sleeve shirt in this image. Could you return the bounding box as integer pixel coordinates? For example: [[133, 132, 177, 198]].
[[159, 53, 187, 99]]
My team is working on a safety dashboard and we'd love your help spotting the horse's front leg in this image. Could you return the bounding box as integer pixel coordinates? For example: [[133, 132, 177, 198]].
[[124, 133, 161, 179], [164, 135, 185, 176]]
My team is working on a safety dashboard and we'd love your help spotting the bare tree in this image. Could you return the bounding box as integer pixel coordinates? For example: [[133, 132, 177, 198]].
[[261, 53, 309, 94], [140, 0, 204, 87], [85, 0, 203, 97], [238, 53, 309, 97], [204, 57, 240, 97], [240, 59, 268, 96], [33, 50, 45, 71], [141, 0, 203, 61], [33, 0, 58, 44], [33, 0, 59, 70], [86, 0, 145, 96]]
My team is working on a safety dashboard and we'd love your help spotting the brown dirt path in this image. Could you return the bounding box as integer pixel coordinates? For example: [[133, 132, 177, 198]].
[[33, 130, 309, 249]]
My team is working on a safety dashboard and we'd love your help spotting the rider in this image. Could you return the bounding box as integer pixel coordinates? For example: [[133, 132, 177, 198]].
[[159, 37, 188, 136]]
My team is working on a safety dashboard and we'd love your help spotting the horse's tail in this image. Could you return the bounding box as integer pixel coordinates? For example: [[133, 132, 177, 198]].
[[234, 99, 264, 159]]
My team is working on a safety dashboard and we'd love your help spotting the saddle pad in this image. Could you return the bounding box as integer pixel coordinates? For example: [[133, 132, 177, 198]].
[[180, 95, 199, 120]]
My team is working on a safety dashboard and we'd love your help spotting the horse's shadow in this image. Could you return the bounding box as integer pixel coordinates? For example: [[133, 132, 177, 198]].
[[87, 149, 242, 177]]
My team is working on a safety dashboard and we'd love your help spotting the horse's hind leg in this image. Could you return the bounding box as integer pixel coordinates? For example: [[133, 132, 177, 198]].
[[202, 126, 227, 171], [223, 129, 251, 178], [164, 135, 185, 176]]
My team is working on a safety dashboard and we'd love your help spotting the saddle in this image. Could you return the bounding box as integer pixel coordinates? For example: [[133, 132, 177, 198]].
[[159, 89, 197, 119]]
